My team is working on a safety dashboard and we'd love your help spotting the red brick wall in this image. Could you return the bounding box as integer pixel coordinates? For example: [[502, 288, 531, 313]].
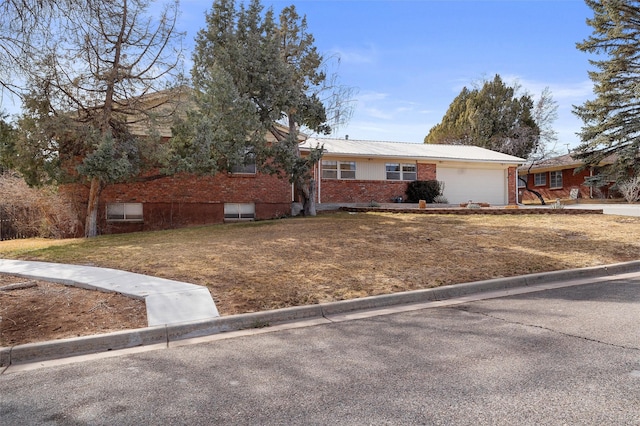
[[62, 172, 292, 234], [319, 179, 409, 203], [507, 166, 517, 205], [103, 172, 290, 204], [519, 168, 592, 202], [417, 163, 437, 180]]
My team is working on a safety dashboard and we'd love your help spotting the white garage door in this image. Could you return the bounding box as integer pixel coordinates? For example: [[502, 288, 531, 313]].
[[436, 167, 507, 205]]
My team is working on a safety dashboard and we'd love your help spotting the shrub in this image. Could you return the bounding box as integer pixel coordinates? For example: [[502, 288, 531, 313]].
[[433, 194, 449, 204], [405, 180, 444, 203], [615, 176, 640, 203], [0, 171, 80, 239]]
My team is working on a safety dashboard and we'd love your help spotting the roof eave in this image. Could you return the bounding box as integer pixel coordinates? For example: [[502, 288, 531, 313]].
[[300, 148, 523, 165]]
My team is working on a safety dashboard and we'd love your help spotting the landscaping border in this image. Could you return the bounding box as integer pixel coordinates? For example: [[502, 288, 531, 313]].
[[338, 206, 603, 215]]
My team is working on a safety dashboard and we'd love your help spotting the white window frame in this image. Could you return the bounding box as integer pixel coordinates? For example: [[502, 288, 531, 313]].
[[518, 175, 526, 188], [401, 163, 417, 181], [224, 203, 255, 222], [322, 160, 356, 179], [549, 170, 563, 189], [386, 163, 416, 181], [339, 161, 356, 179], [534, 172, 546, 186], [386, 163, 401, 180], [321, 160, 338, 179], [106, 203, 143, 222]]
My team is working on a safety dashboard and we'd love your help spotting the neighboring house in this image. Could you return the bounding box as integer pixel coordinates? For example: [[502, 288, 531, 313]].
[[517, 153, 616, 203], [300, 138, 524, 206]]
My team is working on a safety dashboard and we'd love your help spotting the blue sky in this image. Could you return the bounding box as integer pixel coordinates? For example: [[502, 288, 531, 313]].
[[180, 0, 596, 150]]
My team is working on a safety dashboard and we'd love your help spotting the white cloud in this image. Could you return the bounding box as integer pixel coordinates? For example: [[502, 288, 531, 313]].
[[329, 44, 378, 65]]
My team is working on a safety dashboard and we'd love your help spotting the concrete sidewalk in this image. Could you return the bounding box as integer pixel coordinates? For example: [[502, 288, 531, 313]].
[[2, 259, 640, 369], [0, 259, 219, 327]]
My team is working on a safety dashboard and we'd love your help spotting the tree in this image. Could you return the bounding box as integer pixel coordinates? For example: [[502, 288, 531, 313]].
[[425, 74, 540, 158], [13, 0, 184, 237], [518, 87, 560, 204], [573, 0, 640, 181], [179, 0, 346, 216], [0, 113, 16, 172], [0, 1, 50, 95]]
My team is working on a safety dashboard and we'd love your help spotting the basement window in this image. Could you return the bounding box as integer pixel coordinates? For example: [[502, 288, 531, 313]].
[[224, 203, 255, 222], [106, 203, 143, 222]]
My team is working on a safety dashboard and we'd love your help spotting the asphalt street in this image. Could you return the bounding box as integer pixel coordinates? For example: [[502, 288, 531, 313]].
[[1, 278, 639, 425]]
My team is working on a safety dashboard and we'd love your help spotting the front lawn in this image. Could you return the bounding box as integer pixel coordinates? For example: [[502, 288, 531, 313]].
[[2, 212, 639, 315]]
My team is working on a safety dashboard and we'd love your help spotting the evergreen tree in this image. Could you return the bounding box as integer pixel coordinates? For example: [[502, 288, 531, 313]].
[[0, 113, 16, 172], [573, 0, 640, 178], [425, 75, 539, 158], [182, 0, 335, 216]]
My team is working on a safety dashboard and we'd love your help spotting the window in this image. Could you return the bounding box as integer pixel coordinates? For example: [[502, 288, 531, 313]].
[[106, 203, 143, 222], [322, 160, 356, 179], [224, 203, 255, 221], [534, 173, 546, 186], [386, 163, 416, 180], [386, 163, 401, 180], [402, 164, 417, 181], [230, 151, 257, 174], [518, 176, 526, 188], [231, 162, 256, 174], [339, 161, 356, 179], [322, 160, 338, 179], [549, 170, 563, 189]]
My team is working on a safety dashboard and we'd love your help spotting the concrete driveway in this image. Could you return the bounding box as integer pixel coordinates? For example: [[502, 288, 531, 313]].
[[564, 203, 640, 216], [1, 276, 639, 425]]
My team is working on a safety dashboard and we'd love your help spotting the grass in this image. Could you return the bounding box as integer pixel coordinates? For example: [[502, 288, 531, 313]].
[[2, 211, 640, 315]]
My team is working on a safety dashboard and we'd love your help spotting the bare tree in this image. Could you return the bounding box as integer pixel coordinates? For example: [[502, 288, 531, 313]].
[[15, 0, 184, 237], [518, 87, 560, 204]]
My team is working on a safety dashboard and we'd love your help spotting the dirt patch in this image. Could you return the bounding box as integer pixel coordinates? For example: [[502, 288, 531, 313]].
[[0, 274, 146, 346]]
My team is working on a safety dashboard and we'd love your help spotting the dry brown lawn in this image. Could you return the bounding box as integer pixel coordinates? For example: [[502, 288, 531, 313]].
[[2, 211, 640, 316]]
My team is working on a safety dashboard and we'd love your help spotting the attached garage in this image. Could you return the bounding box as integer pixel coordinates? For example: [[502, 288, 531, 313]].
[[301, 138, 525, 206], [437, 166, 508, 205]]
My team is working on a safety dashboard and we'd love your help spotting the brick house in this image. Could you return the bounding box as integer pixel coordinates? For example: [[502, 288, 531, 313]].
[[61, 89, 525, 234], [301, 138, 524, 206], [517, 153, 616, 203], [63, 129, 297, 235]]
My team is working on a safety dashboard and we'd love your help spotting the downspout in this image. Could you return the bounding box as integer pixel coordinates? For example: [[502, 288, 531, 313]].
[[317, 161, 322, 204], [515, 166, 523, 206]]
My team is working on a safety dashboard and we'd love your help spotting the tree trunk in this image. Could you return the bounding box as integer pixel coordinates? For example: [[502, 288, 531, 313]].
[[304, 178, 317, 216], [85, 177, 103, 237], [519, 175, 546, 205], [295, 176, 317, 216]]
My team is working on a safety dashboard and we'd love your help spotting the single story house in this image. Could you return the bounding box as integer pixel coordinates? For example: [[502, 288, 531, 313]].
[[517, 153, 616, 203], [301, 138, 524, 206]]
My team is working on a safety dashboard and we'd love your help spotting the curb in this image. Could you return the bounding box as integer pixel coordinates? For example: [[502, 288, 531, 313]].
[[3, 260, 640, 367]]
